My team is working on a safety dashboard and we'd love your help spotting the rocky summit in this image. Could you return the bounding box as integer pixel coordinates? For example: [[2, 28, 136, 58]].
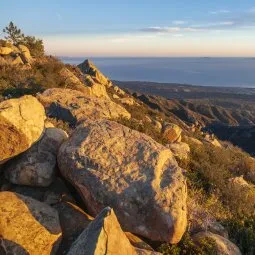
[[0, 33, 255, 254]]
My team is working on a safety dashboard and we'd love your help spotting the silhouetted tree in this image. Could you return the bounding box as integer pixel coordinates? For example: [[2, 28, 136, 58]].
[[3, 22, 24, 45]]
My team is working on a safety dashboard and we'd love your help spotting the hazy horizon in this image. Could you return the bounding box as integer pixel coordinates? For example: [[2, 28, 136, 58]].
[[1, 1, 255, 57], [61, 57, 255, 88]]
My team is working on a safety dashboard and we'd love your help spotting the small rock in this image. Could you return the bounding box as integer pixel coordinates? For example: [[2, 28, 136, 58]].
[[167, 142, 190, 161], [162, 123, 182, 143]]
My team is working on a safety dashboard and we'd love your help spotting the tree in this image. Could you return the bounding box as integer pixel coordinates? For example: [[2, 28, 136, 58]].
[[24, 36, 44, 57], [3, 22, 24, 45]]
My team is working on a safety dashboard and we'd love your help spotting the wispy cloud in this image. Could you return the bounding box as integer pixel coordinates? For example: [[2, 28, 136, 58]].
[[140, 26, 203, 34], [141, 26, 181, 33], [210, 9, 230, 15], [172, 20, 186, 25]]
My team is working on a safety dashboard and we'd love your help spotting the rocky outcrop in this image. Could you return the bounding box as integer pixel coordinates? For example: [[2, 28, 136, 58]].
[[0, 95, 46, 164], [58, 119, 187, 243], [162, 123, 182, 143], [59, 68, 110, 99], [167, 142, 190, 161], [4, 128, 68, 187], [78, 59, 112, 88], [18, 44, 32, 63], [192, 232, 241, 255], [0, 191, 62, 255], [0, 42, 33, 65], [38, 88, 130, 125], [0, 46, 13, 55]]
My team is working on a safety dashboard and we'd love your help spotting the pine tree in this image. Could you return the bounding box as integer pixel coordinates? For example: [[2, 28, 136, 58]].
[[3, 21, 24, 45]]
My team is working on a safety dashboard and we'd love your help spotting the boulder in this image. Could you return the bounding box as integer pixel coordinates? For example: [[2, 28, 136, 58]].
[[0, 191, 62, 255], [58, 119, 187, 243], [120, 97, 135, 106], [0, 95, 46, 164], [67, 207, 137, 255], [18, 44, 32, 63], [0, 46, 13, 55], [4, 127, 68, 187], [78, 59, 112, 88], [114, 85, 126, 96], [167, 142, 190, 161], [162, 123, 182, 143], [38, 88, 130, 125], [192, 232, 241, 255]]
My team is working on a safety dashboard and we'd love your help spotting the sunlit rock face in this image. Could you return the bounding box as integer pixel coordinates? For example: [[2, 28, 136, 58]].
[[58, 119, 187, 243], [38, 88, 131, 125], [0, 95, 46, 164], [0, 191, 62, 255]]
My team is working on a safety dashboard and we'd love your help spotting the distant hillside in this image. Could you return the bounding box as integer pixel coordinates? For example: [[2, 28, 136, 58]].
[[116, 81, 255, 155]]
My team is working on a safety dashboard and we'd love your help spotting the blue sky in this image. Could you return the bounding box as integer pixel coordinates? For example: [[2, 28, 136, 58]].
[[1, 0, 255, 57]]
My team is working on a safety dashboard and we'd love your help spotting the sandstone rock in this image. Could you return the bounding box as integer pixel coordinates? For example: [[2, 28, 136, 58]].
[[38, 88, 130, 125], [59, 68, 87, 91], [192, 232, 241, 255], [83, 74, 110, 99], [0, 95, 46, 164], [4, 127, 68, 187], [18, 44, 32, 63], [67, 207, 137, 255], [11, 55, 24, 65], [113, 94, 120, 99], [114, 85, 126, 95], [204, 135, 222, 148], [78, 59, 112, 88], [0, 191, 62, 255], [162, 123, 182, 143], [120, 97, 135, 106], [167, 142, 190, 161], [58, 119, 187, 243], [0, 46, 13, 55]]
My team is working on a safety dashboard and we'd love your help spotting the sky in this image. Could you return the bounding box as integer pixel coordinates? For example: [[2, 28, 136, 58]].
[[1, 0, 255, 57]]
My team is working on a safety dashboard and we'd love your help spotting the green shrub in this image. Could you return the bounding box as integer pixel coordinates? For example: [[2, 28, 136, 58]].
[[158, 233, 217, 255]]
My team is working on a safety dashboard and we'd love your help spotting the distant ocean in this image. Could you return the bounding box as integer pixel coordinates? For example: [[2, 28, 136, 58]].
[[60, 57, 255, 88]]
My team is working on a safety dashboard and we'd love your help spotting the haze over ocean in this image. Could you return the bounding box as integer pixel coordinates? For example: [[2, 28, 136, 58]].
[[61, 57, 255, 88]]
